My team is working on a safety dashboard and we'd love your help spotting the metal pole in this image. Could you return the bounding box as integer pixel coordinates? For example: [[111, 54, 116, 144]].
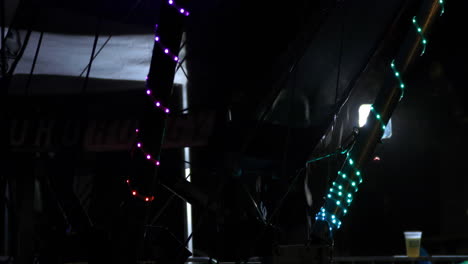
[[313, 0, 443, 242]]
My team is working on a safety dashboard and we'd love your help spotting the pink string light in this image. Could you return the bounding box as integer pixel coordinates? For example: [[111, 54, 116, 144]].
[[167, 0, 190, 16], [127, 0, 187, 202]]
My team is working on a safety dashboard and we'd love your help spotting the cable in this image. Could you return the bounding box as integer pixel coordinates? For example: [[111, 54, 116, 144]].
[[149, 173, 191, 225], [82, 18, 101, 94], [24, 31, 44, 95], [334, 1, 346, 104], [78, 0, 146, 77], [1, 0, 6, 77], [267, 168, 305, 224]]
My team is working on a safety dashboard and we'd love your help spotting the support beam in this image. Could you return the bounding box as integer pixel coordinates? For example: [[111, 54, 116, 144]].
[[312, 0, 444, 242]]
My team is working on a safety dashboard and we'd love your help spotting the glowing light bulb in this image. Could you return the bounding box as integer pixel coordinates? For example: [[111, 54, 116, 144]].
[[327, 194, 332, 198], [146, 89, 151, 95], [137, 142, 142, 148], [180, 8, 185, 13], [132, 191, 137, 196], [336, 201, 341, 206], [338, 192, 342, 196], [126, 179, 130, 183], [351, 182, 356, 186], [155, 36, 160, 42], [156, 161, 160, 166], [165, 108, 170, 113], [338, 185, 343, 190], [349, 159, 354, 165], [155, 102, 161, 107], [356, 171, 361, 176], [135, 129, 139, 133], [342, 174, 347, 179], [146, 154, 151, 160], [164, 49, 169, 54], [145, 197, 150, 202]]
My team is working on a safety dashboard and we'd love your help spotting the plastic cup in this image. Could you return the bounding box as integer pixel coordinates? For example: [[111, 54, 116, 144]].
[[404, 231, 422, 257]]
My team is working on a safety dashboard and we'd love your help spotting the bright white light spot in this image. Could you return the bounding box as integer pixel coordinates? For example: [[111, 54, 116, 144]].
[[359, 104, 372, 127], [358, 104, 392, 139]]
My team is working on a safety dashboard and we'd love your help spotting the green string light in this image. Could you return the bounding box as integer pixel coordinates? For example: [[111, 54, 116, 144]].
[[315, 2, 445, 228], [306, 147, 350, 165], [370, 105, 387, 131], [390, 60, 405, 101], [412, 16, 427, 55], [439, 0, 445, 16]]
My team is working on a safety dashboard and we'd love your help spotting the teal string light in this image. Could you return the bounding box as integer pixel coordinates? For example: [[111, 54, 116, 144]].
[[390, 60, 405, 101], [315, 0, 446, 234], [305, 147, 350, 165], [370, 105, 387, 131], [439, 0, 445, 16], [412, 16, 427, 55], [316, 154, 365, 229]]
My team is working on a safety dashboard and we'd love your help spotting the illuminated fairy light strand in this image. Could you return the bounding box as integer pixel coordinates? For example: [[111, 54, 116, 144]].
[[439, 0, 445, 16], [155, 35, 180, 62], [317, 3, 445, 230], [370, 105, 387, 131], [390, 60, 405, 101], [127, 0, 189, 200], [146, 88, 171, 113], [305, 148, 350, 165], [126, 179, 155, 202], [412, 16, 428, 55], [315, 208, 342, 229], [316, 156, 364, 230], [167, 0, 190, 16], [125, 128, 163, 202]]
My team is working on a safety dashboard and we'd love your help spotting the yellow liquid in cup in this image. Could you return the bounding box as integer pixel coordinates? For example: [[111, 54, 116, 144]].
[[405, 238, 421, 257]]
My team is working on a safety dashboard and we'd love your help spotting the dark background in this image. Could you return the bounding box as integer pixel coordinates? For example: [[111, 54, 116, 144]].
[[2, 0, 468, 260]]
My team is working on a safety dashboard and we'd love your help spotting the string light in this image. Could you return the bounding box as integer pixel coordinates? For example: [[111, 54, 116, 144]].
[[305, 148, 350, 165], [154, 35, 180, 62], [439, 0, 445, 15], [146, 88, 171, 113], [314, 2, 445, 232], [370, 105, 387, 131], [412, 17, 427, 55], [390, 60, 405, 101], [127, 0, 188, 202], [167, 0, 190, 16], [126, 179, 155, 202]]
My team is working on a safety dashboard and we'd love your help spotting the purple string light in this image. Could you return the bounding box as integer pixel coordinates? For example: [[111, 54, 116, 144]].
[[128, 0, 188, 202], [154, 35, 179, 62], [145, 88, 171, 113], [167, 0, 190, 16]]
